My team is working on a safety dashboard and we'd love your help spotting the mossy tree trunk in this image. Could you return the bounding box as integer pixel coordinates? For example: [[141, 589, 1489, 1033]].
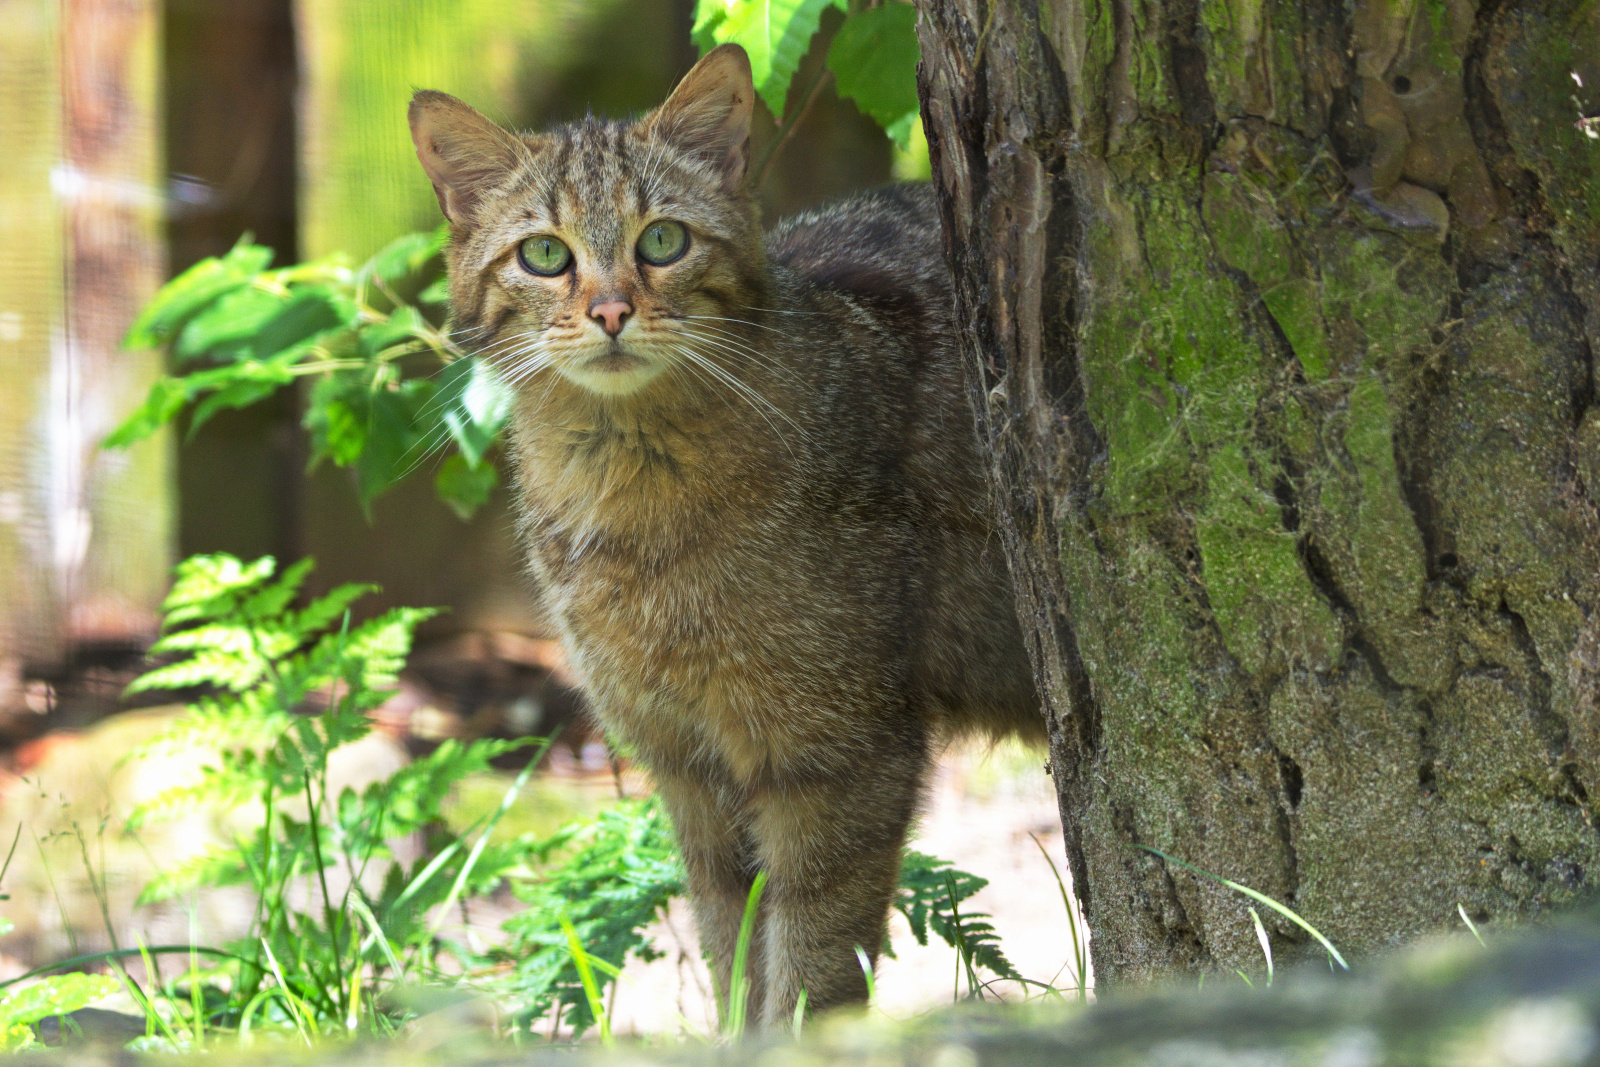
[[916, 0, 1600, 983]]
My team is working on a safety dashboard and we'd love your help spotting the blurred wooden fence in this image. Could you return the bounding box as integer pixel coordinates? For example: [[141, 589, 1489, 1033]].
[[0, 0, 168, 699], [1, 0, 891, 701]]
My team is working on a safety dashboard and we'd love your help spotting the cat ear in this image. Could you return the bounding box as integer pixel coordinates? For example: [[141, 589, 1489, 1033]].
[[645, 44, 754, 193], [409, 90, 523, 225]]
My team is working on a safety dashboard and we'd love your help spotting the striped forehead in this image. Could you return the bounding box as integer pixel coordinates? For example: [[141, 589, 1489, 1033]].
[[504, 117, 731, 237], [517, 118, 651, 228]]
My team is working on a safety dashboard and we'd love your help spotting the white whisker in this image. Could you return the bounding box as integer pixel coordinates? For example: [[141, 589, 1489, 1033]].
[[675, 326, 807, 389], [681, 313, 785, 335], [666, 342, 811, 456]]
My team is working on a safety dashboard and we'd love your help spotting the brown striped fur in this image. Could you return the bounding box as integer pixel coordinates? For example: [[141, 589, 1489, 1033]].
[[409, 44, 1041, 1026]]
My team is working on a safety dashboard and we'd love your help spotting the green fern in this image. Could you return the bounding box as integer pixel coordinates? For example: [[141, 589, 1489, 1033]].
[[894, 849, 1022, 990], [500, 797, 684, 1037], [122, 554, 543, 1036]]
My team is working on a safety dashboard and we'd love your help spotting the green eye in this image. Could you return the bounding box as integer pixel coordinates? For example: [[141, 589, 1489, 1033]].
[[518, 235, 571, 276], [637, 220, 688, 266]]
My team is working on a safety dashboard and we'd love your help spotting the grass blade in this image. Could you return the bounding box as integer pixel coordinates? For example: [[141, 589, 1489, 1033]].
[[854, 945, 876, 1004], [1137, 845, 1348, 971], [1029, 833, 1089, 1001], [725, 870, 768, 1037], [558, 914, 611, 1047], [1249, 907, 1273, 986]]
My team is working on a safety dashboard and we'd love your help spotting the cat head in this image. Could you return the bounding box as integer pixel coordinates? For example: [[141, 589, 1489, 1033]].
[[409, 44, 768, 400]]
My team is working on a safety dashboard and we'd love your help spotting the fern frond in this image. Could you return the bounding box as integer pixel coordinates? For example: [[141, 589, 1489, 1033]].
[[136, 841, 257, 903], [290, 582, 380, 636], [503, 797, 684, 1036], [893, 849, 1021, 984], [158, 553, 280, 627]]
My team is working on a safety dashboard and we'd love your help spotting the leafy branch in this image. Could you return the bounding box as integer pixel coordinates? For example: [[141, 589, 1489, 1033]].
[[106, 231, 508, 520]]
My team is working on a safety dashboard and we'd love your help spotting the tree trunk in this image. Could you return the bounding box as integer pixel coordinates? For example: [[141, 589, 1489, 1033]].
[[917, 0, 1600, 983]]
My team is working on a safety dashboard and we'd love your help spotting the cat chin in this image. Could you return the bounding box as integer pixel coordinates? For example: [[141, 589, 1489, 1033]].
[[557, 357, 668, 398]]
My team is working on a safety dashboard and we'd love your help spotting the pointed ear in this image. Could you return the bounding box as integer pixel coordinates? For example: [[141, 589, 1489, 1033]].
[[643, 44, 754, 193], [409, 90, 522, 225]]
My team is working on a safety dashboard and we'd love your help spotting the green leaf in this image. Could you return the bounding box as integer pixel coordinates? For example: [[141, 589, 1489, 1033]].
[[304, 374, 368, 468], [696, 0, 838, 118], [171, 285, 291, 363], [169, 282, 354, 367], [357, 305, 431, 359], [249, 286, 359, 360], [102, 376, 192, 448], [291, 581, 378, 636], [354, 380, 433, 512], [123, 238, 274, 349], [433, 358, 511, 468], [361, 229, 446, 289], [691, 0, 726, 53], [434, 453, 499, 521], [185, 358, 300, 438], [0, 973, 121, 1029], [159, 553, 281, 628], [418, 275, 450, 306], [827, 3, 921, 149]]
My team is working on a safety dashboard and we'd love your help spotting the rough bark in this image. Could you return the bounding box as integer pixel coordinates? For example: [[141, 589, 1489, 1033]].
[[916, 0, 1600, 983]]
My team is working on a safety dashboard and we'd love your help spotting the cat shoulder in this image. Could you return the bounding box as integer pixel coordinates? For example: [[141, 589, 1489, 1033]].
[[765, 184, 947, 317]]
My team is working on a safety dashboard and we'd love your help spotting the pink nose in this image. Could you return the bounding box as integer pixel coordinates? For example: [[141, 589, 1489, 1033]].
[[589, 299, 632, 336]]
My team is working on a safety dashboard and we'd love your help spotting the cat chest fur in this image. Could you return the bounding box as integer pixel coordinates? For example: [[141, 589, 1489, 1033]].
[[511, 417, 921, 789]]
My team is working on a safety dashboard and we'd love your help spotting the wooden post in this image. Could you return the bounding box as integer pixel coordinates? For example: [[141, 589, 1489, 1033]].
[[0, 0, 169, 693]]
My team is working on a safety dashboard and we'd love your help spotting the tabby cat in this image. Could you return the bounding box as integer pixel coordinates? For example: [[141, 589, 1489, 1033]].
[[409, 43, 1041, 1026]]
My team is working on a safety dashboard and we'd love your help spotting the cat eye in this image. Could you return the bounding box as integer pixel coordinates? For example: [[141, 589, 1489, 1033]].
[[636, 220, 689, 266], [518, 234, 571, 276]]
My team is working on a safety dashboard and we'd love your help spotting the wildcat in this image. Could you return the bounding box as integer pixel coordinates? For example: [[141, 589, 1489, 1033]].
[[409, 43, 1041, 1026]]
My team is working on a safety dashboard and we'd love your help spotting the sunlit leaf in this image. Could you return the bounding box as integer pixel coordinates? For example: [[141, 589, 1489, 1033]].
[[695, 0, 840, 118], [418, 275, 450, 306], [827, 3, 920, 149], [361, 228, 446, 289], [123, 238, 274, 350], [102, 376, 192, 449], [0, 973, 121, 1029], [433, 357, 511, 469], [170, 285, 290, 364]]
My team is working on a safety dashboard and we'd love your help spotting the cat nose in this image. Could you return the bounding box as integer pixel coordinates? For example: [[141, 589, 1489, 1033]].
[[589, 299, 633, 337]]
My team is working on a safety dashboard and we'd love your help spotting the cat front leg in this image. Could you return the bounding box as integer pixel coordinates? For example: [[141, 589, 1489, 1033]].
[[651, 769, 763, 1021], [748, 738, 928, 1028]]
